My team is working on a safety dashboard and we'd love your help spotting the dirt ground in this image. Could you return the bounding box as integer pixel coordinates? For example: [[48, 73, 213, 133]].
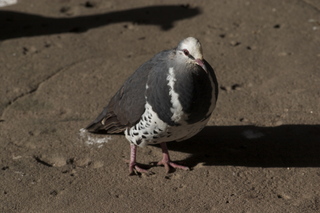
[[1, 0, 320, 212]]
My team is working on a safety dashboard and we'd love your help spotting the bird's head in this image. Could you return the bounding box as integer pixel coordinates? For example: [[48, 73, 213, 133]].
[[176, 37, 207, 73]]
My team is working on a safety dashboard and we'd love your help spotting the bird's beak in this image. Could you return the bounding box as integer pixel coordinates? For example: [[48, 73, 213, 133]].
[[195, 59, 207, 73]]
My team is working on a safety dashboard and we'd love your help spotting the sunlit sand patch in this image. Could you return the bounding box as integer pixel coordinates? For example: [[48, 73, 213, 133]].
[[79, 128, 112, 148], [0, 0, 18, 7]]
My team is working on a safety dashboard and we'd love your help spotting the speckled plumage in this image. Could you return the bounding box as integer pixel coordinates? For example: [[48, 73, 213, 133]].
[[86, 37, 218, 174]]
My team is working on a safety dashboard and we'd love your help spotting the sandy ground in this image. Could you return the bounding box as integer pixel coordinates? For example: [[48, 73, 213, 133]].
[[1, 0, 320, 212]]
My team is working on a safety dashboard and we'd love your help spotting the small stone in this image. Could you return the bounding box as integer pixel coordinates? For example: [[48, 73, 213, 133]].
[[12, 155, 22, 160], [50, 190, 58, 196], [274, 120, 283, 126], [239, 118, 248, 122], [220, 86, 231, 92], [230, 41, 241, 46], [194, 162, 206, 169], [60, 6, 71, 13], [278, 52, 287, 56], [124, 24, 134, 30], [23, 46, 37, 55], [35, 155, 67, 167], [74, 157, 92, 167], [273, 24, 281, 29], [84, 1, 96, 8], [92, 161, 104, 169], [52, 156, 67, 167], [232, 84, 242, 90]]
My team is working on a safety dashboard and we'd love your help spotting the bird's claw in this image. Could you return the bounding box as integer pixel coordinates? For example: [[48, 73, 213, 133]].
[[124, 159, 154, 176]]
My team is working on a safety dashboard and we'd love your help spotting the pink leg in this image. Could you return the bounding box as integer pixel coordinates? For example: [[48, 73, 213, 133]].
[[129, 144, 151, 175], [157, 142, 190, 173]]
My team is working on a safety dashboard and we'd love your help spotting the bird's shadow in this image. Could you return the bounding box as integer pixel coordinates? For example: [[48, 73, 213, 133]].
[[0, 5, 200, 40], [164, 125, 320, 168]]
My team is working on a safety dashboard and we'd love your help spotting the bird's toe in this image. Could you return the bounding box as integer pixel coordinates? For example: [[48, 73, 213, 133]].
[[157, 160, 190, 173], [128, 163, 154, 176]]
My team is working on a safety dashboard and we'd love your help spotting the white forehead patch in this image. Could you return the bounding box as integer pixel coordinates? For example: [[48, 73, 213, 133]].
[[177, 37, 203, 59]]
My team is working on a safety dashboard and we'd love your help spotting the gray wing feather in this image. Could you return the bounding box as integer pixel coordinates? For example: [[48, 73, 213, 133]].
[[86, 50, 170, 133]]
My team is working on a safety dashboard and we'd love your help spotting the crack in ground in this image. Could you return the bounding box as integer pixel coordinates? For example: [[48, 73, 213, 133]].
[[301, 0, 320, 12], [0, 60, 87, 118]]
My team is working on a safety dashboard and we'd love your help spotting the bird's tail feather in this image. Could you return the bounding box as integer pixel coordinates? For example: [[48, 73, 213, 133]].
[[85, 107, 109, 132], [85, 107, 126, 134]]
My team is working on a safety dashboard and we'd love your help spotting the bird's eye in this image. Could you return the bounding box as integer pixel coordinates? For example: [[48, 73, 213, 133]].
[[183, 49, 189, 56]]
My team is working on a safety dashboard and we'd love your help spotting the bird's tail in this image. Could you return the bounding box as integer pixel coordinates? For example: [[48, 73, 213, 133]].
[[85, 107, 126, 134], [85, 107, 109, 132]]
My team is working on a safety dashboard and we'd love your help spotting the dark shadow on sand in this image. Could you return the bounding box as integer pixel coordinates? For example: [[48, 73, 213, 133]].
[[165, 125, 320, 168], [0, 5, 200, 40]]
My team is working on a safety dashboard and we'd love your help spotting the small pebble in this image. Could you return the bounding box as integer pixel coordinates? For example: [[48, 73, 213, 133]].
[[92, 161, 104, 169], [274, 120, 283, 126]]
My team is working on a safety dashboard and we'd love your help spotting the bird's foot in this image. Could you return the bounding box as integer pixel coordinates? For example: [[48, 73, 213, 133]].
[[157, 160, 190, 173], [126, 160, 154, 176], [127, 144, 154, 176]]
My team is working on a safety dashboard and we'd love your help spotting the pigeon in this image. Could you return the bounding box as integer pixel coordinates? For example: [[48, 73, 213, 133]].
[[86, 37, 218, 174]]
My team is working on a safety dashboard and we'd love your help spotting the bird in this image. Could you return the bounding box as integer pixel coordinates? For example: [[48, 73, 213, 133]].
[[86, 37, 218, 175]]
